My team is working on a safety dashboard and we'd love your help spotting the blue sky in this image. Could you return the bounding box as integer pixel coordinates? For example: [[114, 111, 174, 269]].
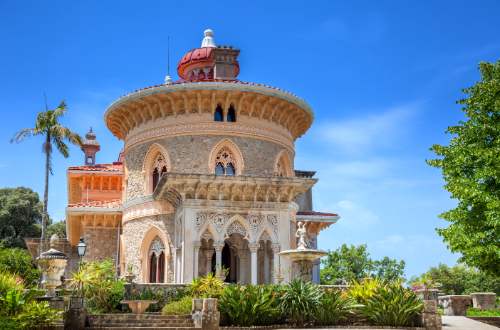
[[0, 1, 499, 278]]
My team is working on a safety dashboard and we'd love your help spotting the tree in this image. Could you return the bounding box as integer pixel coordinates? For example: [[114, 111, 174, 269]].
[[410, 263, 500, 295], [0, 247, 41, 286], [46, 220, 66, 239], [427, 60, 500, 275], [0, 187, 42, 248], [320, 244, 405, 284], [11, 101, 81, 253]]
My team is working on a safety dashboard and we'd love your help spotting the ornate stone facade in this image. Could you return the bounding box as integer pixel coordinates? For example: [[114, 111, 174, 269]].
[[64, 30, 339, 284]]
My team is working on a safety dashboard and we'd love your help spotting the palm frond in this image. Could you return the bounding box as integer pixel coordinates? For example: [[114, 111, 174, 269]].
[[53, 136, 69, 158], [52, 101, 67, 118], [51, 125, 82, 146], [10, 128, 35, 143]]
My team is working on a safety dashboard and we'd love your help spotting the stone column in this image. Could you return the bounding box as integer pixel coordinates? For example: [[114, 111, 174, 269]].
[[205, 249, 213, 275], [171, 246, 177, 283], [214, 241, 225, 278], [271, 243, 281, 283], [237, 248, 248, 283], [263, 243, 270, 283], [193, 241, 201, 279], [249, 242, 259, 285]]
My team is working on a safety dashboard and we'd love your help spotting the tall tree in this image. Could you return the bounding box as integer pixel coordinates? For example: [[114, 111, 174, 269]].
[[428, 60, 500, 275], [11, 101, 81, 253], [0, 187, 42, 248]]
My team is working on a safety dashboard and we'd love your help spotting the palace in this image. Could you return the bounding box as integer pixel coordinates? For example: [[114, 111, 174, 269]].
[[64, 30, 339, 284]]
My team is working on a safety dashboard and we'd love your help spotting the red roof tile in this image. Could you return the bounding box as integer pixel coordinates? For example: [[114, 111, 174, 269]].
[[68, 199, 122, 208], [68, 162, 123, 173]]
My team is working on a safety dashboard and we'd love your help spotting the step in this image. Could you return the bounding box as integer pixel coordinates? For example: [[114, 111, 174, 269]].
[[88, 327, 194, 330], [95, 322, 194, 327]]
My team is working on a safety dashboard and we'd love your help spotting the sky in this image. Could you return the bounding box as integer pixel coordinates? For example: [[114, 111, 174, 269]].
[[0, 0, 499, 279]]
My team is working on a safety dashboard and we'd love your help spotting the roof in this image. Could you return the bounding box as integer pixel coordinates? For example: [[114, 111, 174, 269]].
[[68, 199, 122, 208], [68, 162, 123, 173], [297, 211, 338, 217]]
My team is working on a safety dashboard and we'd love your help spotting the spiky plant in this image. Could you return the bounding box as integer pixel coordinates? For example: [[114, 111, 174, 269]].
[[280, 279, 323, 327]]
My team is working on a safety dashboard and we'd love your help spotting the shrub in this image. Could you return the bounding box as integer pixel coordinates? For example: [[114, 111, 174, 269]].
[[190, 273, 224, 298], [0, 271, 24, 299], [362, 282, 423, 326], [15, 301, 61, 330], [0, 248, 40, 287], [162, 295, 192, 315], [1, 289, 26, 316], [219, 285, 282, 326], [347, 278, 382, 304], [315, 289, 356, 325], [280, 279, 323, 326], [70, 259, 125, 313], [466, 308, 500, 317], [0, 315, 18, 330]]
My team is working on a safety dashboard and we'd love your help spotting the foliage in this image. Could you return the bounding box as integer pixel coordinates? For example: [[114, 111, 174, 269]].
[[427, 60, 500, 276], [0, 315, 18, 330], [0, 271, 24, 299], [0, 247, 41, 286], [0, 187, 42, 248], [410, 263, 500, 295], [190, 273, 224, 298], [161, 295, 192, 315], [315, 288, 356, 326], [219, 284, 282, 326], [362, 282, 423, 327], [46, 220, 66, 238], [15, 301, 61, 330], [70, 259, 124, 313], [347, 278, 383, 304], [280, 279, 323, 326], [321, 244, 405, 284], [1, 289, 26, 316], [11, 101, 82, 248], [467, 308, 500, 317]]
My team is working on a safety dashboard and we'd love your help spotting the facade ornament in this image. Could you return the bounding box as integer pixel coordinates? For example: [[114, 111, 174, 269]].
[[149, 237, 165, 255], [226, 221, 247, 238], [248, 242, 260, 253], [267, 214, 279, 235], [296, 221, 309, 250]]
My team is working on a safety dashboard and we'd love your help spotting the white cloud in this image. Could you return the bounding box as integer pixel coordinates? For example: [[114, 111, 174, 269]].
[[316, 103, 420, 154], [334, 199, 380, 228]]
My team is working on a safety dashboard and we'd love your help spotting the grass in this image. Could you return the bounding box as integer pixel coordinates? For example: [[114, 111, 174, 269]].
[[466, 308, 500, 317]]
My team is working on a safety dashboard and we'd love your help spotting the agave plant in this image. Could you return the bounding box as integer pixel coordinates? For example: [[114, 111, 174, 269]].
[[362, 282, 423, 326], [190, 273, 225, 298], [347, 277, 382, 304], [280, 279, 323, 327], [219, 284, 281, 326], [315, 288, 356, 325]]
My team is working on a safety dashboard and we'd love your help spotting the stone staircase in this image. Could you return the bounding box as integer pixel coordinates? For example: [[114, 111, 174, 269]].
[[87, 313, 195, 330]]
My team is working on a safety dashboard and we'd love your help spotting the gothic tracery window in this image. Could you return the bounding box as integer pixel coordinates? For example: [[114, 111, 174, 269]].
[[214, 105, 224, 122], [151, 154, 168, 192], [148, 237, 165, 283], [214, 147, 236, 176]]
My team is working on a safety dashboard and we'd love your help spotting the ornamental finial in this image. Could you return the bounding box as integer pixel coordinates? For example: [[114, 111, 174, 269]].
[[201, 29, 216, 48]]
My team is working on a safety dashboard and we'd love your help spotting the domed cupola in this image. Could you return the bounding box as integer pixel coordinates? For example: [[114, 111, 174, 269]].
[[177, 29, 240, 82]]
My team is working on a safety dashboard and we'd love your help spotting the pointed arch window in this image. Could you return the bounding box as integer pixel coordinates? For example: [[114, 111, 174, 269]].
[[227, 105, 236, 122], [214, 147, 236, 176], [151, 154, 168, 192], [214, 105, 224, 122], [148, 237, 165, 283]]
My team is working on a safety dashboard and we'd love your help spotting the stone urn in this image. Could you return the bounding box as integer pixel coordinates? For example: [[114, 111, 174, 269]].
[[121, 300, 157, 314], [37, 246, 68, 297]]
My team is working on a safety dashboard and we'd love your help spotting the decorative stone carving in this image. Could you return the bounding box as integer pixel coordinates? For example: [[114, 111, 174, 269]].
[[226, 221, 247, 237], [267, 215, 278, 235], [296, 221, 308, 250], [149, 237, 165, 255], [247, 214, 263, 232]]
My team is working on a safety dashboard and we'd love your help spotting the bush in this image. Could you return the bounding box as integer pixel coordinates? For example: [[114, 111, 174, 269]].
[[15, 301, 61, 330], [162, 295, 192, 315], [315, 289, 356, 325], [70, 259, 125, 314], [219, 284, 282, 326], [190, 273, 224, 298], [362, 282, 423, 327], [0, 248, 40, 287], [280, 279, 323, 326], [347, 278, 382, 304], [0, 271, 24, 299]]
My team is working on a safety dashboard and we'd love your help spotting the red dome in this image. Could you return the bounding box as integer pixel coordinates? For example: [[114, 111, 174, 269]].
[[177, 47, 215, 80]]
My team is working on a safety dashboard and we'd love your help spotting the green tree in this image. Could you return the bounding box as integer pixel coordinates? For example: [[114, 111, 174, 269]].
[[46, 221, 66, 239], [410, 263, 500, 295], [0, 248, 41, 287], [11, 101, 81, 253], [320, 244, 405, 284], [0, 188, 42, 248], [428, 60, 500, 275]]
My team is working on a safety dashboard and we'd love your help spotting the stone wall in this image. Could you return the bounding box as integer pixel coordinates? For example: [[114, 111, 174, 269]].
[[83, 227, 119, 262], [122, 214, 175, 282], [125, 135, 288, 199]]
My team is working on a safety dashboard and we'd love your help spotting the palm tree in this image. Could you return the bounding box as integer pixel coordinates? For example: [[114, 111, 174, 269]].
[[11, 101, 82, 254]]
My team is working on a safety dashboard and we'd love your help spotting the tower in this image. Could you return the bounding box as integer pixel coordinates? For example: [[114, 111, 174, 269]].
[[81, 128, 100, 165]]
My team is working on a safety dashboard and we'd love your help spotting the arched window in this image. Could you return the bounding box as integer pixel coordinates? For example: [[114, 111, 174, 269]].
[[274, 152, 292, 177], [227, 105, 236, 122], [214, 105, 224, 122], [214, 147, 236, 176], [148, 237, 165, 283], [151, 154, 168, 192]]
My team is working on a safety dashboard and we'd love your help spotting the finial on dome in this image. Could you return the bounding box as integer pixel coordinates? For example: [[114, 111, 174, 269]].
[[201, 29, 216, 48], [164, 75, 172, 84]]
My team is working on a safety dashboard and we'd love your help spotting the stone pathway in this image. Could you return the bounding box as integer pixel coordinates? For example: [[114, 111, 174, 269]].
[[442, 316, 498, 329]]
